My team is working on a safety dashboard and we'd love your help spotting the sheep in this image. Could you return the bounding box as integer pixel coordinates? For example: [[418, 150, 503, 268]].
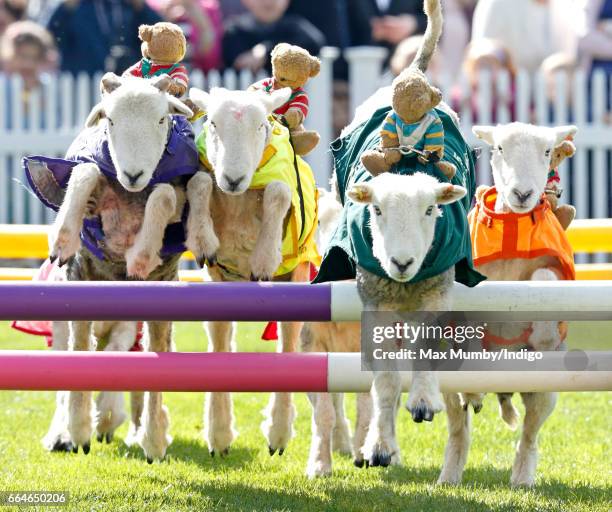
[[437, 122, 578, 487], [186, 86, 321, 457], [24, 72, 209, 462]]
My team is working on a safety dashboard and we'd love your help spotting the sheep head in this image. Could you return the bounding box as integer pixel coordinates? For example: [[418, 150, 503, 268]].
[[86, 73, 193, 193], [189, 86, 292, 195], [348, 172, 466, 283], [473, 123, 577, 214]]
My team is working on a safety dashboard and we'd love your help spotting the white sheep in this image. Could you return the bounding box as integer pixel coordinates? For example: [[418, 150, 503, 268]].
[[187, 86, 320, 457], [27, 72, 208, 462], [437, 122, 577, 487]]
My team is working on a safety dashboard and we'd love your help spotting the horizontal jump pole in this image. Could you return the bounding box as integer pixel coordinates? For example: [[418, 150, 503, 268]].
[[0, 351, 609, 393], [1, 220, 611, 260], [2, 264, 611, 282], [2, 281, 612, 322]]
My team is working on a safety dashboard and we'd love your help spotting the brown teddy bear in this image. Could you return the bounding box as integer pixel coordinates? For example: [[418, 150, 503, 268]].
[[124, 22, 189, 98], [360, 68, 456, 179], [546, 139, 577, 231], [249, 43, 321, 156]]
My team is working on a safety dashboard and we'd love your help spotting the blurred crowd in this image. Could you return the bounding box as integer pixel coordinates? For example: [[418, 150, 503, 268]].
[[1, 0, 612, 118]]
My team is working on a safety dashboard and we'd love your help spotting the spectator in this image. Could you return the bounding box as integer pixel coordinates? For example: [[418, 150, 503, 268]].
[[578, 0, 612, 75], [0, 0, 27, 36], [472, 0, 580, 74], [219, 0, 246, 19], [46, 0, 162, 76], [438, 0, 472, 81], [455, 38, 517, 123], [389, 34, 442, 82], [366, 0, 426, 50], [147, 0, 222, 72], [223, 0, 325, 73], [1, 20, 56, 91]]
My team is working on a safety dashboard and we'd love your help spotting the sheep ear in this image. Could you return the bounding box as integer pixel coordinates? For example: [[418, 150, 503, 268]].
[[434, 184, 467, 205], [260, 87, 292, 114], [553, 125, 577, 145], [167, 96, 193, 118], [189, 87, 210, 113], [85, 102, 105, 127], [152, 74, 172, 93], [347, 184, 374, 204], [100, 72, 122, 95], [472, 126, 495, 146]]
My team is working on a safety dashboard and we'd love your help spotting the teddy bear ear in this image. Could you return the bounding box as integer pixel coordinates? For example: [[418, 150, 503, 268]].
[[138, 24, 153, 42], [271, 43, 290, 59], [430, 86, 442, 106], [309, 57, 321, 78]]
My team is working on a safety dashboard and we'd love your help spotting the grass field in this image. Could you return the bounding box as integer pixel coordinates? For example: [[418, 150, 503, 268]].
[[0, 321, 610, 512]]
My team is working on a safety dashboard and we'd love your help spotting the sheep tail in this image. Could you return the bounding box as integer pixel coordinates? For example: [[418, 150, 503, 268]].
[[412, 0, 443, 74]]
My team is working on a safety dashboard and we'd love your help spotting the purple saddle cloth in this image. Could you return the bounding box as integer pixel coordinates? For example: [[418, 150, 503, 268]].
[[23, 116, 199, 260]]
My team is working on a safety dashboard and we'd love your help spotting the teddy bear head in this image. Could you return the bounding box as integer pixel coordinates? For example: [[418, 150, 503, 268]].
[[391, 68, 442, 124], [271, 43, 321, 90], [139, 22, 186, 65]]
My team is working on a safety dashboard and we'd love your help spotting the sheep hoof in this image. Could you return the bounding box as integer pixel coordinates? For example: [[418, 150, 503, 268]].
[[207, 254, 217, 267], [210, 450, 215, 458], [369, 450, 392, 468], [96, 434, 104, 443], [473, 403, 483, 414], [72, 445, 78, 454], [147, 457, 153, 464], [221, 447, 229, 458], [354, 458, 365, 468], [51, 439, 73, 453], [410, 399, 435, 423], [58, 258, 68, 268], [82, 443, 90, 455], [269, 446, 276, 456], [49, 254, 57, 264], [462, 403, 468, 412], [278, 448, 284, 456], [105, 433, 113, 444], [196, 255, 207, 269]]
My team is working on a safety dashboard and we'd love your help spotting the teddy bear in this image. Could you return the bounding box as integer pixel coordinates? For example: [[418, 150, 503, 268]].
[[123, 22, 189, 98], [360, 67, 456, 180], [249, 43, 321, 156], [546, 139, 577, 231]]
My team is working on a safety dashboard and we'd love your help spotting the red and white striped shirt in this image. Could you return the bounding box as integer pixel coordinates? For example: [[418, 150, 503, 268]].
[[124, 59, 189, 90], [251, 78, 309, 119]]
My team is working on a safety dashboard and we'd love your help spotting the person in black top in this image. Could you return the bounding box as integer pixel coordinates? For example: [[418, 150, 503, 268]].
[[222, 0, 325, 73]]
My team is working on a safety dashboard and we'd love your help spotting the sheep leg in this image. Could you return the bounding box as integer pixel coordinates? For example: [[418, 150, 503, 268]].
[[305, 392, 336, 478], [42, 321, 73, 452], [185, 172, 219, 267], [353, 392, 373, 467], [125, 391, 145, 447], [363, 371, 402, 467], [125, 184, 177, 279], [49, 163, 101, 264], [137, 321, 173, 463], [331, 393, 352, 455], [510, 392, 557, 487], [67, 321, 94, 454], [204, 321, 236, 456], [262, 319, 301, 455], [95, 322, 137, 443], [249, 181, 291, 281], [405, 370, 444, 422], [438, 392, 471, 485]]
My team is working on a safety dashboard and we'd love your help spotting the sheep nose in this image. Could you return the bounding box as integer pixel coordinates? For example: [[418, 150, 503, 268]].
[[224, 176, 245, 192], [512, 188, 534, 204], [391, 257, 415, 273], [125, 171, 144, 186]]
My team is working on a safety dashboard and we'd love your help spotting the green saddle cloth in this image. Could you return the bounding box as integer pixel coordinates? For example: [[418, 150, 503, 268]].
[[314, 105, 485, 288]]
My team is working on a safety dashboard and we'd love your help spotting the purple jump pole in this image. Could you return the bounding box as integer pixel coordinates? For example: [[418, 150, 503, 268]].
[[0, 282, 332, 322], [0, 351, 330, 392]]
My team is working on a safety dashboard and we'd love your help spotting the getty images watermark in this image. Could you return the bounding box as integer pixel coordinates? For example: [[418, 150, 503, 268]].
[[361, 312, 612, 372]]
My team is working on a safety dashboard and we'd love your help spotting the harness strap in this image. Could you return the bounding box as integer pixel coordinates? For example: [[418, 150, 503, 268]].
[[279, 116, 306, 239]]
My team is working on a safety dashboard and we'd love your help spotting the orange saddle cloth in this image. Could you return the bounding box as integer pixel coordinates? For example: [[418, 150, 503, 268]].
[[468, 187, 576, 280]]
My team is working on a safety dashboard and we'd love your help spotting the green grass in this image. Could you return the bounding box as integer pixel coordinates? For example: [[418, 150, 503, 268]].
[[0, 322, 610, 511]]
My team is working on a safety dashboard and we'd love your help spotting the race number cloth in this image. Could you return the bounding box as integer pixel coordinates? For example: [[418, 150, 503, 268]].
[[22, 116, 199, 259], [314, 105, 484, 287], [196, 118, 320, 277]]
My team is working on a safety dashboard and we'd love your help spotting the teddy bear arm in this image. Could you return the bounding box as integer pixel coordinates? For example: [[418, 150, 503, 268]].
[[283, 108, 304, 129], [168, 81, 187, 98]]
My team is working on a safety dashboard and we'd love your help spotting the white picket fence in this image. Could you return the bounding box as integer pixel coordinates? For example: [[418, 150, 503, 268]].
[[1, 46, 611, 229]]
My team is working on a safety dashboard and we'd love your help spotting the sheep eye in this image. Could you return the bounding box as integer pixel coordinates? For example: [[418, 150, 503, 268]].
[[426, 205, 435, 216], [210, 121, 216, 129], [159, 117, 165, 125], [497, 145, 503, 153], [373, 205, 382, 216], [107, 118, 114, 127], [545, 149, 552, 157]]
